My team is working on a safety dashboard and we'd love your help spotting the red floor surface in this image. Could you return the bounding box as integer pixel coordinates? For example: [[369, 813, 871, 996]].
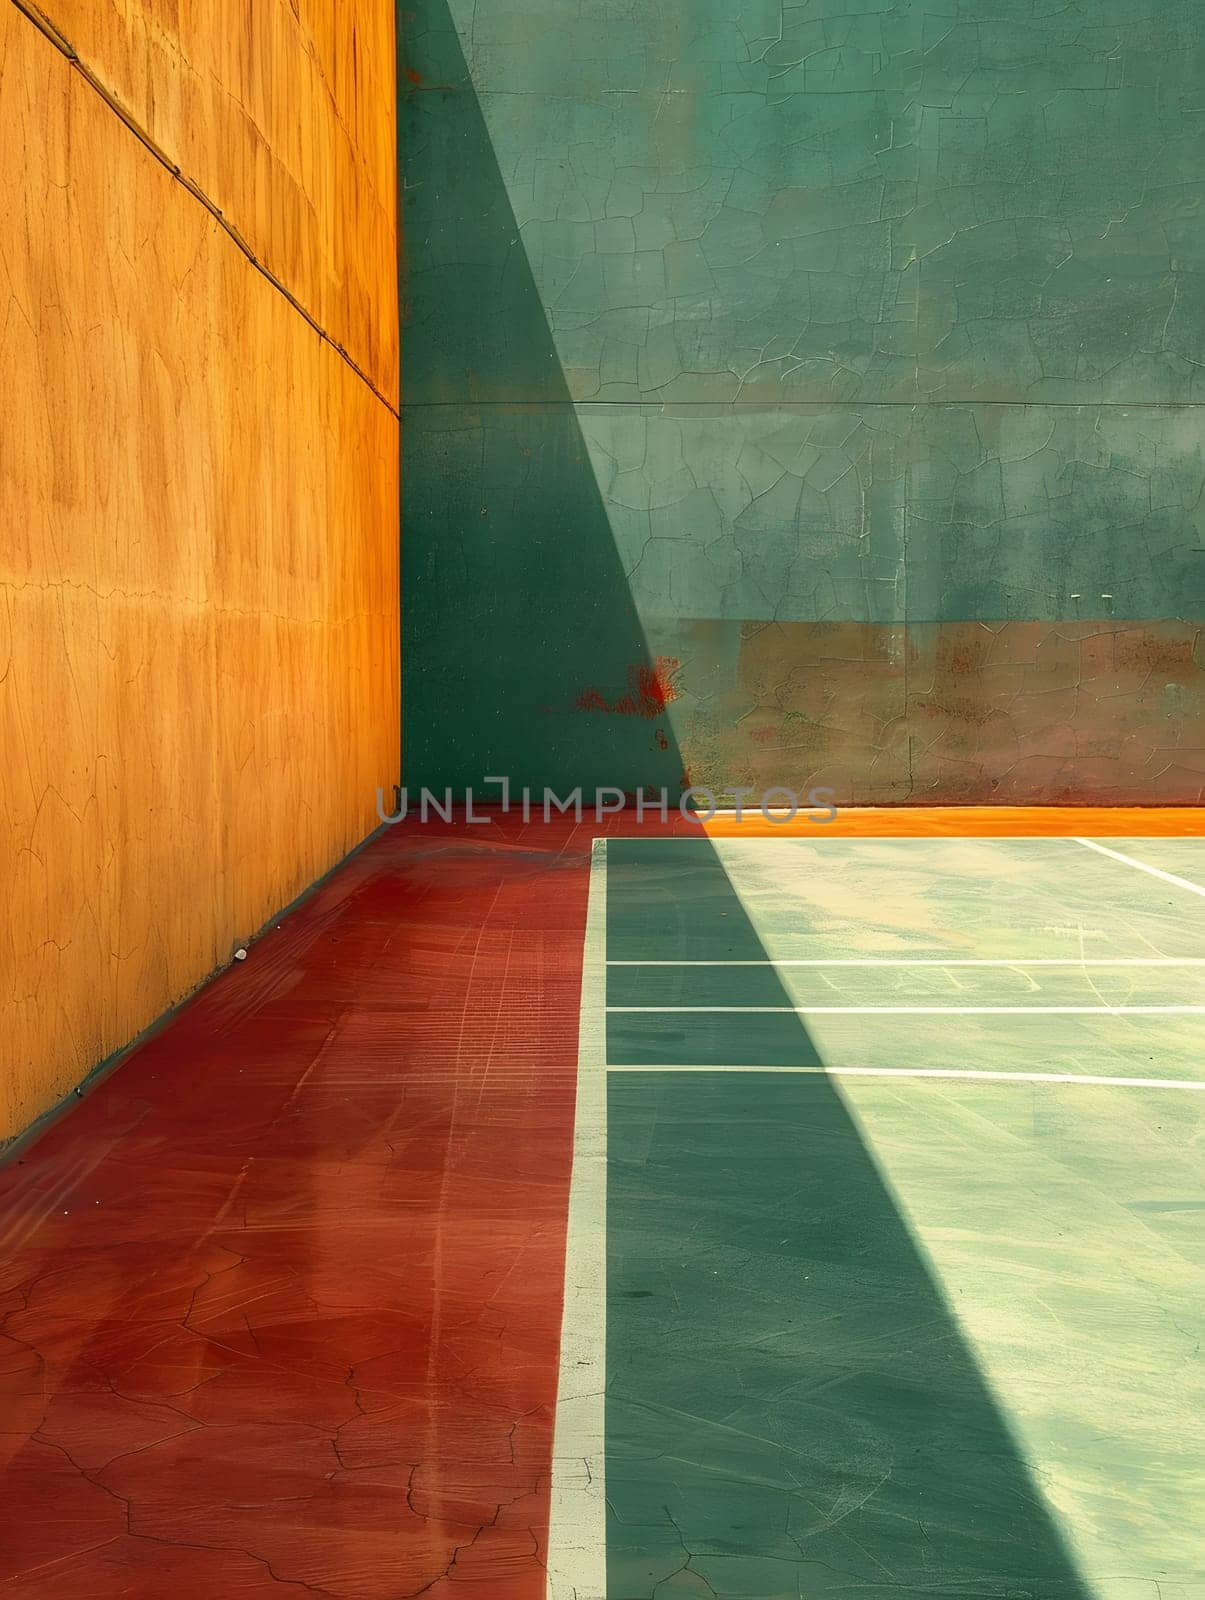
[[0, 819, 597, 1599]]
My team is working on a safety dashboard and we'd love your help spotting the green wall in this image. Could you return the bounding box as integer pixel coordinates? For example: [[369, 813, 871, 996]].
[[400, 0, 1205, 802]]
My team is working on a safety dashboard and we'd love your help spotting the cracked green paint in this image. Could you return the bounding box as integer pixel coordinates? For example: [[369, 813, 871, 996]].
[[399, 0, 1205, 797], [409, 0, 1205, 407]]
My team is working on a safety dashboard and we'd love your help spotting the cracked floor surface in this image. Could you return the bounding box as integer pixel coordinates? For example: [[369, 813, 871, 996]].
[[0, 818, 591, 1598]]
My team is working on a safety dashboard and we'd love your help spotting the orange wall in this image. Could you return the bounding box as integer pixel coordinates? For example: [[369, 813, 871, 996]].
[[0, 3, 400, 1140]]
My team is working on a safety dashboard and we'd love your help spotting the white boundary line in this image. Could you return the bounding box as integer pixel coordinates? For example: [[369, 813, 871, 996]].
[[1073, 837, 1205, 898], [607, 958, 1205, 968], [607, 1064, 1205, 1090], [546, 839, 609, 1600], [608, 1004, 1205, 1015]]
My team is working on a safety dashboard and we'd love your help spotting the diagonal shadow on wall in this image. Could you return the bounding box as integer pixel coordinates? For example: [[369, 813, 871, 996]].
[[400, 6, 1093, 1592], [604, 835, 1093, 1599], [399, 0, 684, 798]]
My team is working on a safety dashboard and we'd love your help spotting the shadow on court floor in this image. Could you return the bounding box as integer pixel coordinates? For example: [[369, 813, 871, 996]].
[[604, 837, 1093, 1600]]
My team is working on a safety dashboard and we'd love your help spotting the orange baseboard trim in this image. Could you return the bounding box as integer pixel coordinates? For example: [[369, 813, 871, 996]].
[[702, 806, 1204, 838]]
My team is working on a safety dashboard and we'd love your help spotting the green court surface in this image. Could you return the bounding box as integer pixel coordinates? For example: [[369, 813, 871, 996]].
[[550, 836, 1204, 1600]]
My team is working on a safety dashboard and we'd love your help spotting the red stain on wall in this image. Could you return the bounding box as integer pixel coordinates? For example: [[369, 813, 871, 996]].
[[576, 658, 679, 718], [1113, 630, 1195, 673]]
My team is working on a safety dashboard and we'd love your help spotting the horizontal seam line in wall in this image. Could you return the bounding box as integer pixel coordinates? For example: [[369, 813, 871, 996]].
[[398, 398, 1205, 410], [11, 0, 400, 421]]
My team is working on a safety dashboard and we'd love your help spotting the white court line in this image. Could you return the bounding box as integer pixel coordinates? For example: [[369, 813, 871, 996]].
[[607, 958, 1205, 967], [607, 1064, 1205, 1090], [1074, 837, 1205, 898], [546, 839, 608, 1600], [608, 1004, 1205, 1015]]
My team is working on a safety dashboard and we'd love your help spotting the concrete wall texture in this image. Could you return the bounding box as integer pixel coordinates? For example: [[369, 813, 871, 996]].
[[399, 0, 1205, 804], [1, 3, 400, 1139]]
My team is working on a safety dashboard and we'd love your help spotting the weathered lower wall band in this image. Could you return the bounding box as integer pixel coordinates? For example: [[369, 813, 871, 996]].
[[650, 619, 1204, 806]]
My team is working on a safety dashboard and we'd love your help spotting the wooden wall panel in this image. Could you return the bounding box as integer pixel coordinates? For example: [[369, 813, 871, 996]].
[[29, 0, 399, 399], [0, 7, 400, 1139]]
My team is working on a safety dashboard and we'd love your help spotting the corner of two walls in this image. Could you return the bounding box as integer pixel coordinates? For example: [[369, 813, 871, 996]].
[[1, 2, 401, 1141]]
